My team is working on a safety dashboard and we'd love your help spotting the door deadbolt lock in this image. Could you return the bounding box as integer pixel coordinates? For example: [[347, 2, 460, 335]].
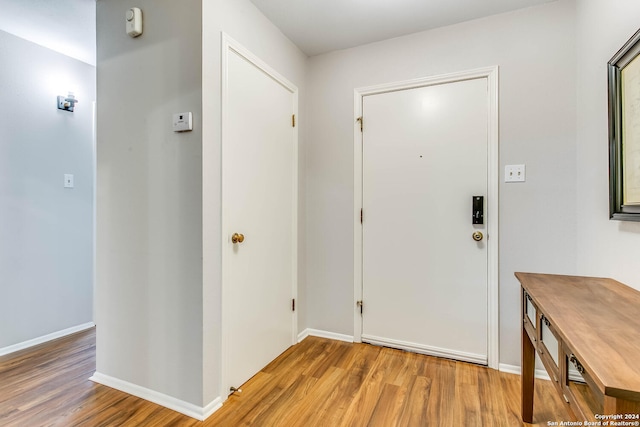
[[472, 196, 484, 225], [472, 231, 483, 242], [231, 233, 245, 244]]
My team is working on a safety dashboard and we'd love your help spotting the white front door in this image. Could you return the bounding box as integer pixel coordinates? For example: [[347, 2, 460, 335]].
[[222, 38, 297, 393], [361, 77, 490, 364]]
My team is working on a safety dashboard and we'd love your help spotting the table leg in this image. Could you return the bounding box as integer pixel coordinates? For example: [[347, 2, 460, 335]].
[[522, 322, 535, 423]]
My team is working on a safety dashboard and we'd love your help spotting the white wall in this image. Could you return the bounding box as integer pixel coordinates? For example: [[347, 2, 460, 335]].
[[0, 30, 95, 351], [95, 0, 204, 406], [304, 0, 578, 367], [575, 0, 640, 287], [202, 0, 307, 405]]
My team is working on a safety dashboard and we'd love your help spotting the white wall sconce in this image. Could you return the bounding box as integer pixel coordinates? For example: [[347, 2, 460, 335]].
[[57, 92, 79, 112]]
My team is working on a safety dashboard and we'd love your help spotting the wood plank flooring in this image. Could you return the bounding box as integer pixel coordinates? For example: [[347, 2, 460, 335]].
[[0, 328, 569, 426]]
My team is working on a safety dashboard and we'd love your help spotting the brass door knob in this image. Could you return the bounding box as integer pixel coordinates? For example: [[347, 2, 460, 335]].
[[472, 231, 483, 241], [231, 233, 245, 244]]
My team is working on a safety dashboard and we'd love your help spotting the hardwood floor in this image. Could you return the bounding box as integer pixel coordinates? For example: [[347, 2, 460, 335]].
[[0, 328, 569, 426]]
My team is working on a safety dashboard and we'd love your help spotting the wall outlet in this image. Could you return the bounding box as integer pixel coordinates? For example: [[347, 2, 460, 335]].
[[505, 165, 525, 182]]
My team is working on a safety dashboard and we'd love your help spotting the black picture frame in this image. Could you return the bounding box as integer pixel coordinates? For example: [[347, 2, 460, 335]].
[[609, 28, 640, 221]]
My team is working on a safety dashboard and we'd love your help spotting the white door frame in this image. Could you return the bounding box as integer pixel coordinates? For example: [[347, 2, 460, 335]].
[[220, 32, 299, 398], [353, 66, 499, 369]]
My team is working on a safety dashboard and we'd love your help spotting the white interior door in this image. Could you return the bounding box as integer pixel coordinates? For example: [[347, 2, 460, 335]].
[[361, 77, 489, 364], [223, 39, 297, 393]]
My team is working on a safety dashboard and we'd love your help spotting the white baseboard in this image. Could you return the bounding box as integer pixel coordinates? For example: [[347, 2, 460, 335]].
[[297, 328, 354, 343], [0, 322, 95, 357], [203, 396, 224, 420], [297, 328, 310, 342], [499, 363, 584, 382], [90, 372, 222, 421], [499, 363, 551, 380]]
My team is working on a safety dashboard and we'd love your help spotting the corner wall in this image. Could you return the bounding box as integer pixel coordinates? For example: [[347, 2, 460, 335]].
[[575, 0, 640, 288], [0, 30, 95, 351], [304, 0, 578, 368], [95, 0, 204, 406]]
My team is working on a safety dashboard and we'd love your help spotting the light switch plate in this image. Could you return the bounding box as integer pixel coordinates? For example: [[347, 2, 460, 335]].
[[64, 174, 74, 188], [505, 164, 525, 182]]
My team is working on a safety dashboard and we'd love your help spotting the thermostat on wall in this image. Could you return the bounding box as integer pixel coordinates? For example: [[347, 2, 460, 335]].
[[173, 112, 193, 132]]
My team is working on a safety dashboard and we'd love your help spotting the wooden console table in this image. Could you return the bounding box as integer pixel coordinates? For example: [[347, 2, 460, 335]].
[[516, 273, 640, 423]]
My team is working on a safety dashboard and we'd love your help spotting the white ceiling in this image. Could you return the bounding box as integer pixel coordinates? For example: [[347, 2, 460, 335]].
[[0, 0, 554, 65], [0, 0, 96, 65], [250, 0, 555, 56]]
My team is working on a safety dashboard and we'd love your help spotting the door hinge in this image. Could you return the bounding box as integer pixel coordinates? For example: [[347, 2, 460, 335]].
[[356, 300, 363, 315], [292, 114, 296, 127], [356, 116, 363, 132], [360, 208, 363, 224], [292, 298, 296, 311]]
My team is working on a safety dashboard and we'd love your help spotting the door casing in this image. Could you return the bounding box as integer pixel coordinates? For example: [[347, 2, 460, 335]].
[[353, 67, 499, 369], [220, 32, 299, 399]]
